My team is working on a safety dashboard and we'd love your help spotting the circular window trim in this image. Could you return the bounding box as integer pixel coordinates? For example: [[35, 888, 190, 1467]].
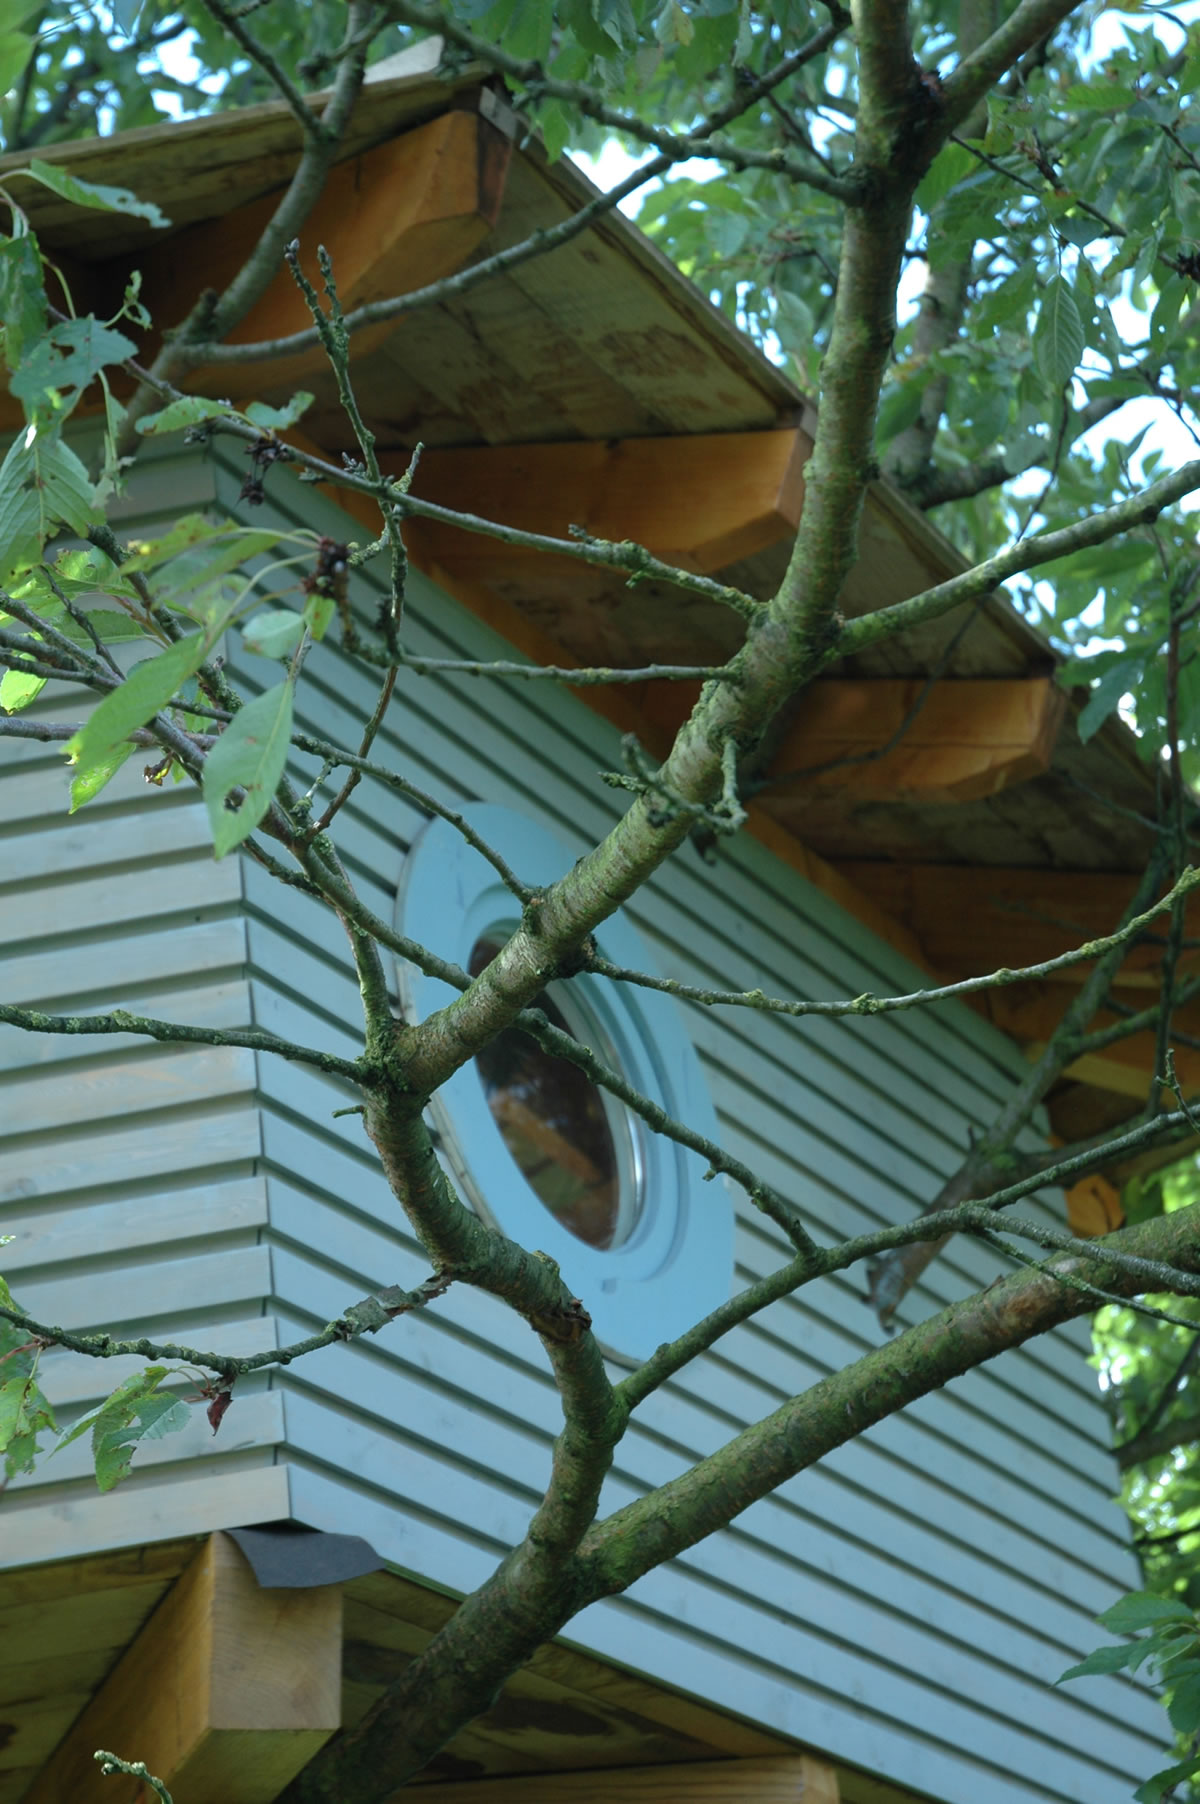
[[396, 805, 733, 1361]]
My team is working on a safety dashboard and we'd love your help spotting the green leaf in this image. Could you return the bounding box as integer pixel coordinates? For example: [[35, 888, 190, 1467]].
[[10, 315, 136, 413], [1134, 1755, 1200, 1804], [0, 667, 45, 713], [202, 680, 295, 857], [243, 391, 314, 430], [242, 609, 305, 659], [1167, 1669, 1200, 1733], [0, 432, 98, 585], [1033, 276, 1084, 389], [67, 635, 206, 776], [1058, 1641, 1144, 1681], [0, 232, 47, 372], [916, 141, 975, 213], [69, 740, 136, 811], [302, 591, 336, 640], [136, 395, 234, 436], [1076, 655, 1144, 744], [20, 157, 171, 229], [1099, 1592, 1195, 1633]]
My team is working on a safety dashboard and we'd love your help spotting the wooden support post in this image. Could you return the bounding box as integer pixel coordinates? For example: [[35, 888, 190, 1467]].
[[409, 1754, 840, 1803], [391, 428, 808, 578], [142, 110, 511, 398], [24, 1533, 341, 1804]]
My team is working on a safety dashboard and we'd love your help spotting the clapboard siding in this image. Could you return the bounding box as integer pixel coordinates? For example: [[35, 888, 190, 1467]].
[[197, 452, 1161, 1802], [0, 435, 1162, 1804]]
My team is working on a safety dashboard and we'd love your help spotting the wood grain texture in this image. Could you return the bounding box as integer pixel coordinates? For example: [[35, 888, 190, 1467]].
[[406, 1755, 839, 1802], [22, 1534, 341, 1804]]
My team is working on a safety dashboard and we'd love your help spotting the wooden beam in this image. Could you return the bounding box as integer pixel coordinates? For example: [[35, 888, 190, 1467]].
[[758, 677, 1066, 803], [24, 1533, 341, 1804], [1065, 1173, 1125, 1235], [837, 862, 1200, 985], [981, 982, 1200, 1095], [409, 1754, 839, 1802], [141, 110, 511, 398], [390, 428, 807, 579]]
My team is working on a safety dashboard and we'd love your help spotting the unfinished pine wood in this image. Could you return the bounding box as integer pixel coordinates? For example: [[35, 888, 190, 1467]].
[[407, 1755, 839, 1803], [392, 429, 805, 578], [838, 861, 1200, 984], [344, 1574, 790, 1766], [1065, 1173, 1125, 1235], [761, 676, 1067, 802], [157, 113, 510, 399], [23, 1534, 341, 1804], [0, 43, 482, 259]]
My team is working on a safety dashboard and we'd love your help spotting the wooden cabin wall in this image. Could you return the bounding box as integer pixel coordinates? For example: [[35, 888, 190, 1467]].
[[0, 432, 1165, 1803], [209, 446, 1162, 1804], [0, 438, 291, 1565]]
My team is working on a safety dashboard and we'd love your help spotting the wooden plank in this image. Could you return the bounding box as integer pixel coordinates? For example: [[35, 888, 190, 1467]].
[[0, 1103, 261, 1207], [0, 1466, 291, 1572], [404, 1756, 838, 1802], [0, 46, 485, 259], [2, 802, 215, 886], [38, 1319, 277, 1413], [755, 676, 1066, 802], [0, 1542, 194, 1614], [0, 981, 255, 1075], [343, 1577, 790, 1761], [0, 1693, 94, 1775], [11, 1391, 283, 1493], [160, 113, 511, 399], [23, 1534, 341, 1804], [1, 917, 247, 1010], [2, 858, 240, 945], [0, 1044, 257, 1140], [837, 861, 1197, 985], [397, 430, 805, 579], [17, 1245, 272, 1333], [3, 1178, 267, 1274]]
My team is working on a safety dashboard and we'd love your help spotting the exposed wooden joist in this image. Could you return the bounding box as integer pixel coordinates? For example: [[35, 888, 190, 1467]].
[[412, 1754, 839, 1802], [837, 862, 1199, 985], [760, 677, 1066, 803], [391, 428, 807, 578], [635, 678, 1067, 804], [140, 110, 511, 398], [23, 1533, 341, 1804]]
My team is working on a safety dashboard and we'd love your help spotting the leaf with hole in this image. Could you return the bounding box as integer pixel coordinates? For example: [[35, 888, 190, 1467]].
[[202, 680, 294, 856]]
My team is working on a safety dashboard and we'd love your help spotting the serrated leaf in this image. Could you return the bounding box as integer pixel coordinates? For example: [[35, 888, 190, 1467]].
[[1034, 276, 1084, 388], [0, 432, 98, 586], [242, 609, 304, 659], [916, 141, 975, 213], [67, 636, 206, 776], [1099, 1591, 1195, 1633], [0, 666, 45, 712], [10, 315, 137, 412], [136, 395, 233, 435], [69, 740, 136, 811], [20, 157, 170, 229], [243, 391, 314, 430], [0, 231, 46, 372], [202, 680, 294, 857]]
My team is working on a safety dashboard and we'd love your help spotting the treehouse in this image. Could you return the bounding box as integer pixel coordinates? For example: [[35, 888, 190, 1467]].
[[0, 40, 1185, 1804]]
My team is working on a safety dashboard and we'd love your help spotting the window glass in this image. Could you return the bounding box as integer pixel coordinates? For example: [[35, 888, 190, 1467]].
[[469, 936, 642, 1250]]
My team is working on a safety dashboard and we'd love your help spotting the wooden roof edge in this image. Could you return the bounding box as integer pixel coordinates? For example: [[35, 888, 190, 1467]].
[[0, 36, 487, 184]]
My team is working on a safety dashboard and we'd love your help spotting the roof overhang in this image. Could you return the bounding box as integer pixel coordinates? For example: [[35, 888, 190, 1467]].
[[0, 54, 1185, 1188]]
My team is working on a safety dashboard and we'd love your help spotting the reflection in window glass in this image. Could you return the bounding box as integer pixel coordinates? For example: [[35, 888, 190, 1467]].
[[469, 937, 641, 1250]]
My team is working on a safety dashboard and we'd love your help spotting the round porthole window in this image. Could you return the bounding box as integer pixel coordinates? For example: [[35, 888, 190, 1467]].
[[397, 806, 733, 1362]]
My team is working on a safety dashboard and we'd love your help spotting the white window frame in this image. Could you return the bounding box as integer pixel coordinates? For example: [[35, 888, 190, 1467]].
[[397, 806, 733, 1362]]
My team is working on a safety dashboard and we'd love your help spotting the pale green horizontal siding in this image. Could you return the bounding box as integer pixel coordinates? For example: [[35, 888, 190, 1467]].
[[0, 432, 1165, 1804]]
